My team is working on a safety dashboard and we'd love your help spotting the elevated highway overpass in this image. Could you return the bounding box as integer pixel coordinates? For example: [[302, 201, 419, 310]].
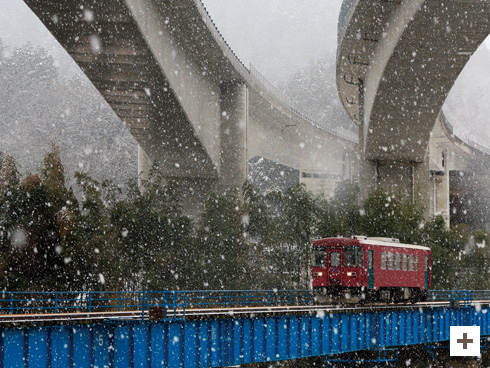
[[19, 0, 490, 223], [22, 0, 358, 213], [337, 0, 490, 210]]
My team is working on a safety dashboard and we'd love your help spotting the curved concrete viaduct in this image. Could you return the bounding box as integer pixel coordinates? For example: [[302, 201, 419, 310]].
[[22, 0, 358, 211], [337, 0, 490, 215]]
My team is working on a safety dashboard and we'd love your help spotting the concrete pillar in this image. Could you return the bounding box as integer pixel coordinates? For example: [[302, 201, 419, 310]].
[[431, 150, 450, 227], [219, 81, 248, 189], [137, 144, 154, 188], [414, 152, 431, 219], [358, 122, 377, 200], [135, 82, 249, 218], [358, 157, 431, 216]]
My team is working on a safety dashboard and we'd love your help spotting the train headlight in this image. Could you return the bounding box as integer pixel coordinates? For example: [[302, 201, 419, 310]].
[[314, 272, 323, 277], [347, 272, 357, 277]]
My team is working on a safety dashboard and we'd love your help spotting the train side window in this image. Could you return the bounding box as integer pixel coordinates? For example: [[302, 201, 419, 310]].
[[415, 255, 419, 271], [395, 253, 401, 270], [402, 254, 408, 271], [331, 252, 340, 267], [409, 254, 415, 271], [388, 252, 394, 270], [381, 252, 386, 270]]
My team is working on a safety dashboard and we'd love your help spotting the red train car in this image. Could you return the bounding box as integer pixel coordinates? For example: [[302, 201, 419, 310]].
[[312, 236, 431, 303]]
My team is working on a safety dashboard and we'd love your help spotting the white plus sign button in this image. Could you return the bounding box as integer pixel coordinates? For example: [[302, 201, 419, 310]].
[[450, 326, 480, 357]]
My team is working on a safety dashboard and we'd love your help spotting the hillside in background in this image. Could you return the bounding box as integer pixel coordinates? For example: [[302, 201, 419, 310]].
[[0, 42, 137, 188], [280, 54, 356, 133]]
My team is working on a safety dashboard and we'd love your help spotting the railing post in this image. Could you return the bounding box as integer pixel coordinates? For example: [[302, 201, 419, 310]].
[[182, 292, 187, 320], [269, 291, 272, 306], [10, 293, 13, 315], [88, 292, 92, 313], [141, 291, 146, 321], [54, 293, 59, 313], [306, 290, 310, 306], [173, 291, 177, 318], [288, 290, 291, 306], [201, 291, 204, 309], [245, 291, 249, 307], [119, 291, 123, 312], [226, 291, 229, 308]]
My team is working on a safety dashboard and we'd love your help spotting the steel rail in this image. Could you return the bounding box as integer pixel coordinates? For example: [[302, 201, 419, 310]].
[[2, 300, 489, 324]]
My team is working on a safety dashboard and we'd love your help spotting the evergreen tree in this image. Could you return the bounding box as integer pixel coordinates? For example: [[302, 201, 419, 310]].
[[110, 170, 192, 290], [65, 172, 118, 290], [0, 151, 67, 290], [317, 181, 361, 238], [194, 188, 247, 290], [360, 187, 424, 243]]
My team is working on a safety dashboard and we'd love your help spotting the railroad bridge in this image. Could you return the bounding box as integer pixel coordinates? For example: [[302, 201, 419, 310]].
[[0, 289, 487, 367]]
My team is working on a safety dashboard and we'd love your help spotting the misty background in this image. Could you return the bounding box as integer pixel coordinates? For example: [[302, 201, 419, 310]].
[[0, 0, 490, 187]]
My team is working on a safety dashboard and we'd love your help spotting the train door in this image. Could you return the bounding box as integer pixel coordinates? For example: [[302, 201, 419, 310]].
[[328, 247, 342, 286], [424, 255, 429, 289], [368, 250, 374, 289]]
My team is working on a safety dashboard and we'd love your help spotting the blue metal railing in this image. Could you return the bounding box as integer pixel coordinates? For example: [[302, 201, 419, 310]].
[[0, 290, 314, 321], [0, 289, 487, 320], [428, 290, 490, 306]]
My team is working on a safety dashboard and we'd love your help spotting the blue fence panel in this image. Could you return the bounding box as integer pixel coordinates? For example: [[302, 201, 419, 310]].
[[0, 305, 489, 368], [28, 329, 47, 368], [4, 329, 25, 368]]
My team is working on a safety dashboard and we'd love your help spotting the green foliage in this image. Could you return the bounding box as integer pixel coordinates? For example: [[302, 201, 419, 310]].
[[244, 183, 318, 289], [317, 180, 361, 238], [360, 187, 424, 243], [193, 188, 247, 290], [1, 149, 489, 294], [0, 151, 67, 291], [110, 170, 191, 290]]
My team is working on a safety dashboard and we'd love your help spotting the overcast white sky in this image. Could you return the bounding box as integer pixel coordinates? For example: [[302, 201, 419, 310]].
[[1, 0, 490, 147]]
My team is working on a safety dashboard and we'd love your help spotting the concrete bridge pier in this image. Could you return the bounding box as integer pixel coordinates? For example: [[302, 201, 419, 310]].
[[137, 82, 248, 216], [218, 81, 248, 189], [137, 145, 216, 215], [359, 154, 430, 214]]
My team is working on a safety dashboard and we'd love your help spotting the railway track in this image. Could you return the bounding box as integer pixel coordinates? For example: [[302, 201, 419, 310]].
[[1, 300, 488, 325]]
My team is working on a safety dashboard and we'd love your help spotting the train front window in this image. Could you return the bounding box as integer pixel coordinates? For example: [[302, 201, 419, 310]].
[[312, 246, 327, 267], [344, 246, 363, 267]]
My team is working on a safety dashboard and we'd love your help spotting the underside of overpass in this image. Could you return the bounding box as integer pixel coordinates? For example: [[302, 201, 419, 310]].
[[338, 0, 490, 223], [23, 0, 358, 215]]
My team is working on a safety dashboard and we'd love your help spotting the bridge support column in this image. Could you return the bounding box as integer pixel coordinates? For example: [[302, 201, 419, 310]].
[[429, 158, 450, 227], [137, 81, 249, 217], [359, 155, 430, 215], [138, 144, 217, 216], [218, 81, 248, 189], [137, 144, 153, 188]]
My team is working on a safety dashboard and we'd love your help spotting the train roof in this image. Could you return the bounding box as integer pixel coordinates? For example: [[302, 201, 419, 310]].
[[313, 236, 431, 251]]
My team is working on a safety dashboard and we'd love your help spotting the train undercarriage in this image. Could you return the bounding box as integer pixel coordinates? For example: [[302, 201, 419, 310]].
[[314, 286, 428, 305]]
